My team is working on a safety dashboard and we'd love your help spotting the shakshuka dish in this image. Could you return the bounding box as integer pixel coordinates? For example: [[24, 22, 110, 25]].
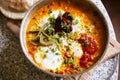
[[26, 1, 107, 74]]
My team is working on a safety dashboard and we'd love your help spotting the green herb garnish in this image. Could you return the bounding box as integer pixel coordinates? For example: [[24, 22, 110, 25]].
[[57, 37, 62, 43], [45, 27, 55, 35], [81, 43, 85, 47], [75, 19, 79, 24], [61, 22, 70, 30], [38, 47, 41, 51], [68, 13, 75, 19], [43, 54, 47, 59], [45, 50, 49, 53], [81, 40, 89, 47], [56, 68, 59, 72], [68, 58, 74, 64], [84, 40, 89, 45], [48, 9, 52, 14], [48, 17, 56, 24], [55, 52, 60, 55], [62, 31, 67, 37], [68, 43, 72, 46], [64, 57, 74, 64], [73, 66, 78, 70], [72, 52, 75, 57], [94, 32, 97, 35], [51, 48, 56, 52]]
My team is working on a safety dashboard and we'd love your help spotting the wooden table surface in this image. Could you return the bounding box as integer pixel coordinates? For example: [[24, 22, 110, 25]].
[[101, 0, 120, 80]]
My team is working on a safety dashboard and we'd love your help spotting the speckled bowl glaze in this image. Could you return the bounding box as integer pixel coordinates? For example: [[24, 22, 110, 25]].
[[20, 0, 110, 78]]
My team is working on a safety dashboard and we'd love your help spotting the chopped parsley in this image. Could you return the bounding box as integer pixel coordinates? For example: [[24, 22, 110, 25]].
[[38, 47, 41, 51], [94, 32, 97, 35], [86, 27, 92, 34], [68, 43, 72, 46], [48, 9, 52, 14], [61, 22, 70, 30], [72, 52, 75, 57], [84, 40, 89, 45], [48, 37, 52, 41], [75, 19, 79, 24], [81, 40, 89, 47], [45, 26, 55, 35], [45, 50, 49, 53], [64, 57, 74, 64], [81, 43, 85, 47], [57, 37, 62, 43], [87, 27, 90, 31], [62, 31, 67, 37], [56, 68, 59, 72], [68, 13, 75, 19], [51, 48, 56, 52], [43, 54, 47, 59], [73, 66, 78, 70], [48, 17, 56, 24], [67, 58, 74, 64], [55, 52, 60, 55], [45, 16, 56, 35]]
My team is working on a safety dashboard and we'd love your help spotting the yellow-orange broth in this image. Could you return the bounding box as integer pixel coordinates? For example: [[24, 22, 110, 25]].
[[26, 1, 107, 74]]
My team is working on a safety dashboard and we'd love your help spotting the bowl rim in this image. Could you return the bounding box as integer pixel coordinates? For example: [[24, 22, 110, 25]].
[[20, 0, 110, 77]]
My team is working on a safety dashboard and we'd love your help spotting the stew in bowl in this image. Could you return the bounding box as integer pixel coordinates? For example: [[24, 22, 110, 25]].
[[20, 0, 109, 76]]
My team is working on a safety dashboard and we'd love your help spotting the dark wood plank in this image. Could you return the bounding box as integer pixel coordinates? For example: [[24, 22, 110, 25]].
[[102, 0, 120, 80]]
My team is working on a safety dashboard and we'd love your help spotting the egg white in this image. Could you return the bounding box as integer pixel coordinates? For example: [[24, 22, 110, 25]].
[[34, 45, 63, 71], [70, 41, 83, 58], [50, 10, 65, 19], [72, 17, 86, 34]]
